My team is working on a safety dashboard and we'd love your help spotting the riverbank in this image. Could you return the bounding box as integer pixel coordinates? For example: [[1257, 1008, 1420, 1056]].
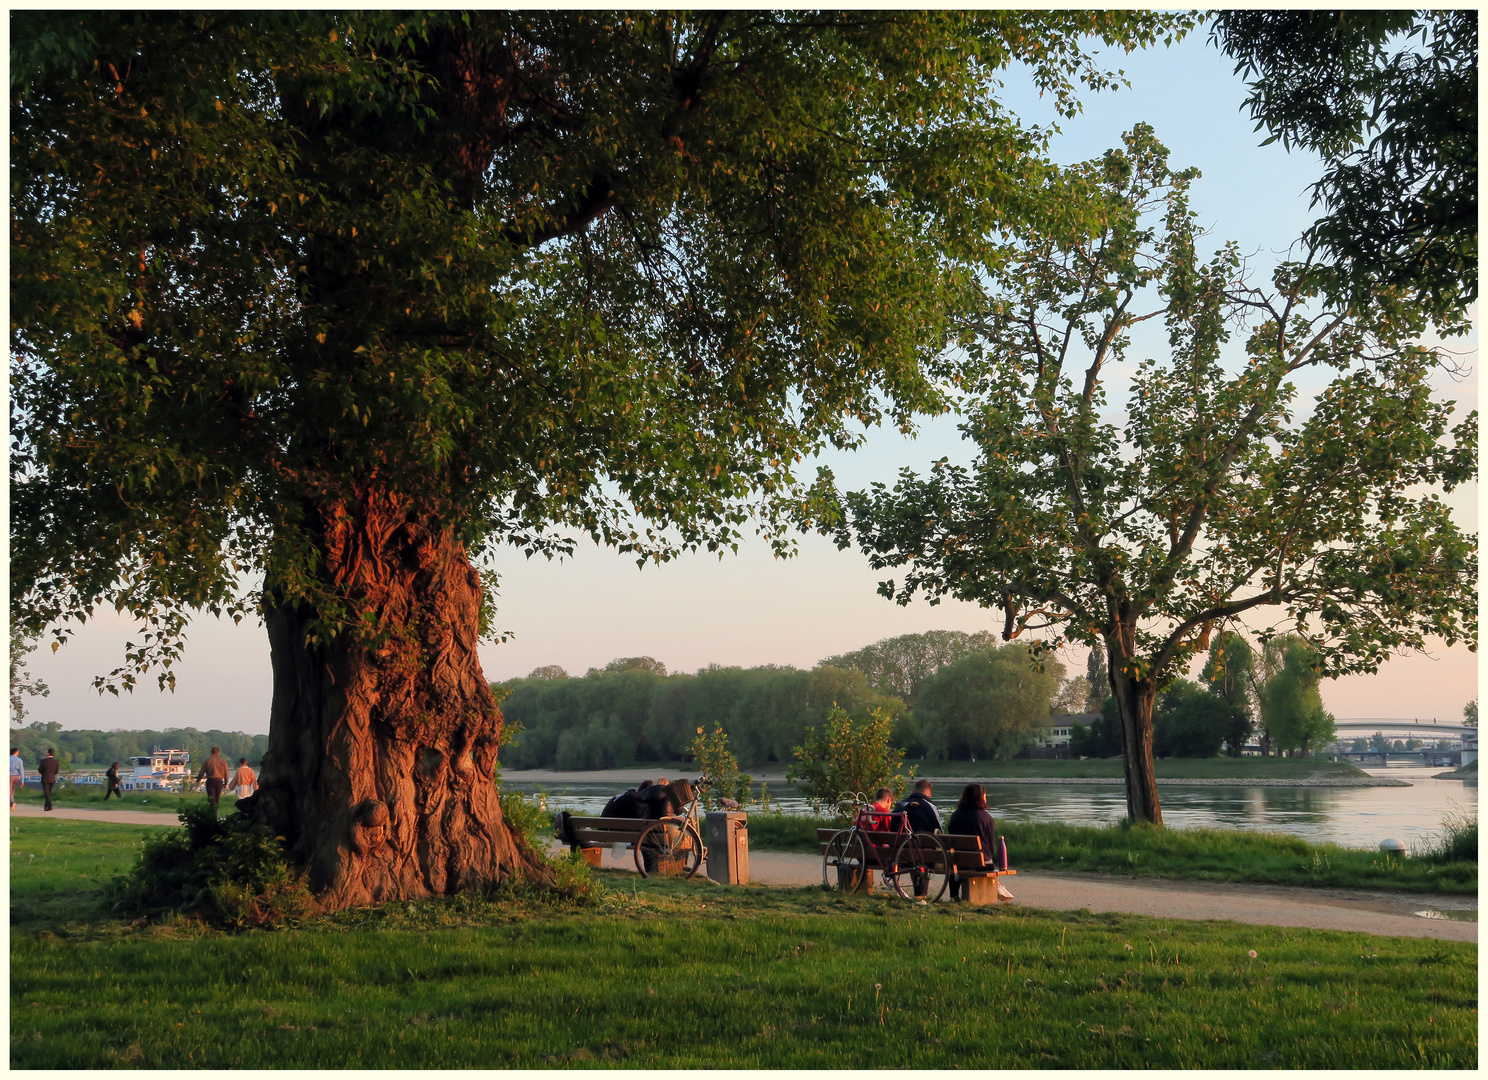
[[1434, 760, 1477, 781], [502, 757, 1398, 788]]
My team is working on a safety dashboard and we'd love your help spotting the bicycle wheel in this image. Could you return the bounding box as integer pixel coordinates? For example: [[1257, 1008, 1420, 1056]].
[[822, 829, 870, 893], [634, 819, 704, 880], [887, 833, 949, 902]]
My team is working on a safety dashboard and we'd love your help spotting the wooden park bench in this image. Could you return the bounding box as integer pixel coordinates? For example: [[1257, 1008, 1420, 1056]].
[[936, 832, 1016, 904], [816, 827, 1015, 903], [558, 814, 705, 878], [562, 816, 652, 867]]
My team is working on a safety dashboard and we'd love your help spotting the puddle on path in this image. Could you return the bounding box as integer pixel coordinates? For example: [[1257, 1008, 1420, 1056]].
[[1414, 907, 1478, 922]]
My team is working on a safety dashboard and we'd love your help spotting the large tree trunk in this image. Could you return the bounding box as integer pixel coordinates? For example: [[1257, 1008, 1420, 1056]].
[[1107, 649, 1163, 826], [242, 488, 550, 911]]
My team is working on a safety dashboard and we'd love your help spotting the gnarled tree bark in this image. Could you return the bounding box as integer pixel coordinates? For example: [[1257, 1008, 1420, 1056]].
[[242, 487, 550, 910]]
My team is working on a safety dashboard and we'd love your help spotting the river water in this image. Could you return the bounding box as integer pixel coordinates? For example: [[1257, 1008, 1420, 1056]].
[[506, 764, 1476, 853]]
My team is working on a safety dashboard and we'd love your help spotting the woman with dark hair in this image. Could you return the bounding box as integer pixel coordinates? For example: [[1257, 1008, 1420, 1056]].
[[947, 784, 1005, 901]]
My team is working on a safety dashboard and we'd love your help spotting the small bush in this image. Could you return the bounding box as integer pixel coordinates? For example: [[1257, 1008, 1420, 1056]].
[[787, 705, 914, 818], [498, 788, 602, 904], [688, 724, 752, 809], [107, 805, 315, 930]]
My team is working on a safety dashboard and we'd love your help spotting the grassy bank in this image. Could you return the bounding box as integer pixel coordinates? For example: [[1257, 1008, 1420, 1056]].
[[743, 814, 1477, 894], [9, 820, 1477, 1069], [903, 757, 1368, 780], [14, 784, 213, 813], [10, 818, 154, 931]]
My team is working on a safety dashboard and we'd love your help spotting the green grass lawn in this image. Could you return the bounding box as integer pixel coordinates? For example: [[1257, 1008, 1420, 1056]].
[[743, 814, 1477, 894], [8, 819, 1478, 1069], [904, 757, 1368, 780], [10, 818, 157, 932], [14, 783, 213, 813]]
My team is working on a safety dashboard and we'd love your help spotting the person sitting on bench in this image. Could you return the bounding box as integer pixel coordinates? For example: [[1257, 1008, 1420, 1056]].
[[854, 786, 897, 831], [947, 783, 1010, 901], [897, 779, 942, 899]]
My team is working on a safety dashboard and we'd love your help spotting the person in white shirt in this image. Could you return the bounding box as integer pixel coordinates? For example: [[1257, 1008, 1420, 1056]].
[[232, 758, 258, 801], [10, 748, 23, 809]]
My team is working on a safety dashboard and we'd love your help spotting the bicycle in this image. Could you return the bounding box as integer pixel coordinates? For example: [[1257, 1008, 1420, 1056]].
[[821, 790, 950, 901], [633, 777, 712, 880]]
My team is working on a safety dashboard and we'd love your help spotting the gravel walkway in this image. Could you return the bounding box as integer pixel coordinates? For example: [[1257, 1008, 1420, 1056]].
[[11, 804, 181, 826], [584, 845, 1476, 943]]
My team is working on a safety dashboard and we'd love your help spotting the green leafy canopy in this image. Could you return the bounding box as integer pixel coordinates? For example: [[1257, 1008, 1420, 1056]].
[[828, 124, 1476, 691], [10, 11, 1190, 684]]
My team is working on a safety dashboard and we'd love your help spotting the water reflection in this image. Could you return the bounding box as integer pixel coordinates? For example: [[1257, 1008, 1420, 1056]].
[[506, 765, 1476, 851]]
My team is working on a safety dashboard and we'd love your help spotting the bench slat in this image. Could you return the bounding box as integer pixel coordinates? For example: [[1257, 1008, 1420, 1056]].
[[572, 831, 651, 846], [567, 817, 652, 831], [564, 816, 655, 849]]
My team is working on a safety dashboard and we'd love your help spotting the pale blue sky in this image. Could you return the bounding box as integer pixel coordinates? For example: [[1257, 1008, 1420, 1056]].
[[21, 29, 1477, 735]]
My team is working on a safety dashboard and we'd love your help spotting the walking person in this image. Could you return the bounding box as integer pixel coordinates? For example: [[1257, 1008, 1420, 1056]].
[[103, 761, 122, 801], [232, 758, 258, 801], [9, 748, 23, 810], [38, 748, 61, 811], [196, 746, 230, 811]]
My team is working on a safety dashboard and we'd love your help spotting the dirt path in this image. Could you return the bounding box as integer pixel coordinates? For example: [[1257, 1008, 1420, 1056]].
[[11, 804, 180, 826], [17, 805, 1473, 942], [585, 846, 1477, 943]]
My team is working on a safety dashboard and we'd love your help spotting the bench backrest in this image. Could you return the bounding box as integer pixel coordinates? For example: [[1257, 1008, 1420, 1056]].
[[816, 828, 998, 872], [564, 815, 655, 846]]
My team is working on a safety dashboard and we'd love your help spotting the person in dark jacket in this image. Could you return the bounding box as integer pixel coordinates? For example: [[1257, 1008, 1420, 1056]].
[[37, 748, 61, 811], [103, 762, 122, 801], [947, 783, 1001, 901], [898, 779, 942, 833], [601, 787, 645, 818], [637, 778, 693, 820], [897, 779, 942, 899]]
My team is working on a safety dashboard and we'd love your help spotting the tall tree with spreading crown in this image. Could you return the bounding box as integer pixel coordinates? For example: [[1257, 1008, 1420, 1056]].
[[10, 11, 1183, 906]]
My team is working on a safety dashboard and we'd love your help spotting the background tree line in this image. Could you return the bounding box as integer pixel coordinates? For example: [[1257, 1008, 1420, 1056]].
[[497, 632, 1079, 768], [1071, 632, 1338, 760], [9, 722, 269, 771], [6, 625, 1350, 776]]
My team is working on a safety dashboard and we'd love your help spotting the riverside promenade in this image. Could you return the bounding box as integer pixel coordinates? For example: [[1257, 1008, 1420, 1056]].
[[577, 841, 1476, 943], [15, 804, 1473, 943]]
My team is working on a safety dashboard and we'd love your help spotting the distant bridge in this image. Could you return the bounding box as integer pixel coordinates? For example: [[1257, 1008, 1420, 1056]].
[[1331, 718, 1474, 738]]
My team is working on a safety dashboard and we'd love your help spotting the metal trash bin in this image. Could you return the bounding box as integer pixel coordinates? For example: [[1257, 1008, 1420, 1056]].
[[705, 811, 749, 885]]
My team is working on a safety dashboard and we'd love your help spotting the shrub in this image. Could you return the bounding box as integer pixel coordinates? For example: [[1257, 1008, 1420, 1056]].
[[688, 724, 752, 809], [787, 705, 914, 818], [107, 805, 315, 930], [498, 788, 602, 904]]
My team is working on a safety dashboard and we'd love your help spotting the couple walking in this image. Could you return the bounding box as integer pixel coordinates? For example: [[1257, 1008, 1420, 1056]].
[[196, 747, 258, 810]]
